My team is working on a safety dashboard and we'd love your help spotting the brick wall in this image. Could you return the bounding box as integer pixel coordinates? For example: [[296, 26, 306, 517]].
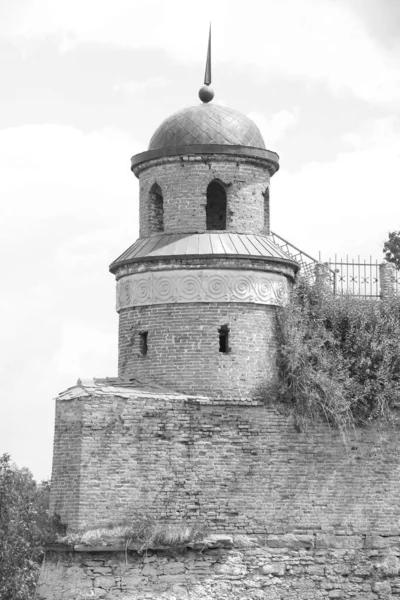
[[52, 394, 400, 536], [118, 302, 277, 398], [138, 155, 271, 237], [49, 399, 83, 526]]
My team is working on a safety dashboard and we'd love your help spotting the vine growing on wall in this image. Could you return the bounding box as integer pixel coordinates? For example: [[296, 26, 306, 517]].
[[275, 279, 400, 432]]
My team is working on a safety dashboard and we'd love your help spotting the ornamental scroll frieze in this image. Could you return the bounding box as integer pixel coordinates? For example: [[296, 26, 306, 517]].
[[116, 269, 289, 311]]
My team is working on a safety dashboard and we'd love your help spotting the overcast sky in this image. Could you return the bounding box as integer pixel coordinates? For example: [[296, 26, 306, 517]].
[[1, 0, 400, 481]]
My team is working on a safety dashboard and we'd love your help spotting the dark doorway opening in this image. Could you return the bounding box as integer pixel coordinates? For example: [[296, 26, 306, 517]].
[[218, 325, 229, 353], [206, 181, 227, 230], [263, 187, 270, 234], [139, 331, 148, 356], [149, 183, 164, 232]]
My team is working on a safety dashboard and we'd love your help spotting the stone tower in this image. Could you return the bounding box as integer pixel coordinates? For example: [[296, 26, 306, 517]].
[[110, 85, 298, 399], [39, 41, 400, 600], [47, 69, 300, 538]]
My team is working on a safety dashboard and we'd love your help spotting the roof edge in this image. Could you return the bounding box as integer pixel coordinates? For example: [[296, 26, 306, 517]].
[[131, 144, 279, 176], [110, 254, 299, 275], [55, 377, 193, 401]]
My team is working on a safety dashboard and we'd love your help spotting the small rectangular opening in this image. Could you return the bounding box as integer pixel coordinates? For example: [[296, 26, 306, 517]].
[[218, 326, 229, 353], [139, 331, 148, 356]]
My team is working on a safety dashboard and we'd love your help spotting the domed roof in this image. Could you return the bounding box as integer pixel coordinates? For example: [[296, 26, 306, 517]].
[[148, 104, 266, 151]]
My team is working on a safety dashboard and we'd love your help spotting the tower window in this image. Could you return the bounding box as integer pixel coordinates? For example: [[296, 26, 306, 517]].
[[139, 331, 148, 356], [149, 183, 164, 232], [263, 187, 270, 234], [206, 180, 227, 230], [218, 325, 229, 353]]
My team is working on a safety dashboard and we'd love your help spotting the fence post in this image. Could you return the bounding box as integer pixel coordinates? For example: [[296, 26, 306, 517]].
[[315, 262, 332, 293], [379, 262, 396, 300]]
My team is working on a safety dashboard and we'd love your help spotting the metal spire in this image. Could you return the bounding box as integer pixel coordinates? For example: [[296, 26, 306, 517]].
[[199, 23, 214, 103], [204, 23, 212, 86]]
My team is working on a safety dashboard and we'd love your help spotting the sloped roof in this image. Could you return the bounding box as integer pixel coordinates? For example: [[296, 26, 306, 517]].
[[110, 232, 299, 273], [56, 377, 197, 401]]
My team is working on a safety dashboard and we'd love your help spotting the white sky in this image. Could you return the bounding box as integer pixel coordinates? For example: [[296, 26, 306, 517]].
[[1, 0, 400, 480]]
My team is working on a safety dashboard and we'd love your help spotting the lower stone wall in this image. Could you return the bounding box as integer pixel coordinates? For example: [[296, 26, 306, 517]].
[[37, 534, 400, 600]]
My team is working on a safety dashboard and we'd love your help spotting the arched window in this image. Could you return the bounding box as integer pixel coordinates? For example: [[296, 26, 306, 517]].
[[206, 180, 227, 230], [263, 187, 270, 234], [149, 183, 164, 232]]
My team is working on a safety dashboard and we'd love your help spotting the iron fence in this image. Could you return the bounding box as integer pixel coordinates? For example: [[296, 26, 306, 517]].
[[327, 256, 380, 298], [271, 231, 400, 298]]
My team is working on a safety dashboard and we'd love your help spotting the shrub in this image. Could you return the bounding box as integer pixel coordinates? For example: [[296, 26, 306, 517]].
[[383, 230, 400, 269], [0, 455, 55, 600], [276, 279, 400, 431]]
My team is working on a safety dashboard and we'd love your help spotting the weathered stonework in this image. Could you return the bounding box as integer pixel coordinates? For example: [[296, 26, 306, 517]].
[[380, 262, 396, 300], [116, 269, 289, 310], [45, 380, 400, 599], [114, 256, 297, 280], [110, 140, 296, 397], [108, 127, 296, 397], [137, 155, 271, 238], [50, 382, 400, 535], [117, 303, 277, 396], [36, 539, 400, 600], [42, 84, 400, 599]]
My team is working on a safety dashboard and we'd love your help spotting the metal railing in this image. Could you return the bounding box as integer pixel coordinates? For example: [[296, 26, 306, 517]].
[[326, 256, 380, 298], [271, 231, 400, 298], [270, 230, 332, 282]]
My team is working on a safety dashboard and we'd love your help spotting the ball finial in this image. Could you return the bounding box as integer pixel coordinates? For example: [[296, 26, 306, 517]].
[[199, 85, 214, 103]]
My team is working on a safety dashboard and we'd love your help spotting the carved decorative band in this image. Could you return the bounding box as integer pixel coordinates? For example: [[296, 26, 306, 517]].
[[116, 269, 289, 311]]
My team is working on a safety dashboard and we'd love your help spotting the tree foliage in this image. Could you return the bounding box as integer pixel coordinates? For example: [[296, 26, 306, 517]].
[[0, 454, 53, 600], [383, 230, 400, 269], [276, 279, 400, 432]]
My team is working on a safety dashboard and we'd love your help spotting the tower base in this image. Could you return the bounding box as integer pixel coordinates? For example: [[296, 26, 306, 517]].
[[47, 380, 400, 598], [37, 537, 399, 600]]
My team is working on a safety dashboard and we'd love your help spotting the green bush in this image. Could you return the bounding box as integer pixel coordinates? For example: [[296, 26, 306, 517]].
[[0, 454, 57, 600], [276, 279, 400, 432]]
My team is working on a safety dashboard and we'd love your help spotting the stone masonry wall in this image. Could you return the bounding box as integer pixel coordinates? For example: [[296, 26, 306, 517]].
[[118, 302, 277, 398], [36, 541, 400, 600], [52, 393, 400, 534], [45, 392, 400, 599], [138, 155, 270, 237]]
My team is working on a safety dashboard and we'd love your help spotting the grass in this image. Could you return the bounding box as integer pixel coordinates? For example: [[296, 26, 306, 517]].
[[58, 519, 206, 551]]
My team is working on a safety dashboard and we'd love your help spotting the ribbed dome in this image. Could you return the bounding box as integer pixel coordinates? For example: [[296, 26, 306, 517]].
[[148, 104, 265, 151]]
